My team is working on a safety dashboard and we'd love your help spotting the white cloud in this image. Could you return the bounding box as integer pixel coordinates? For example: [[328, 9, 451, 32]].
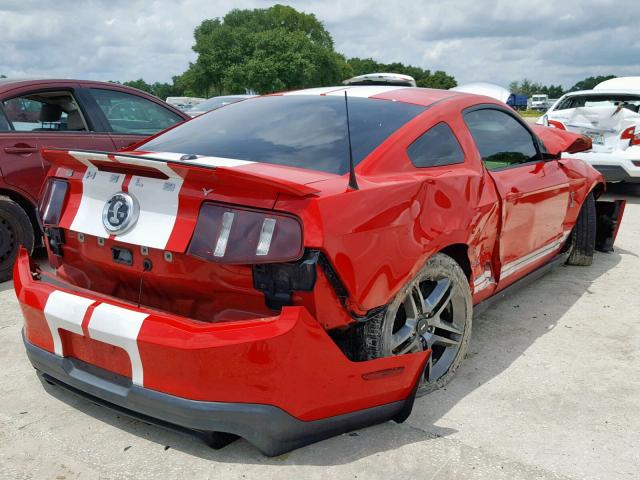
[[0, 0, 637, 89]]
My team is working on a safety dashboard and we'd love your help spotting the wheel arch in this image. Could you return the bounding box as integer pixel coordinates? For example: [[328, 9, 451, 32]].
[[0, 188, 42, 244], [439, 243, 472, 282]]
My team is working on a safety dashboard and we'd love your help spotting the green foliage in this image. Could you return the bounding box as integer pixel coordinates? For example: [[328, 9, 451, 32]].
[[568, 75, 616, 92], [0, 74, 6, 78], [117, 5, 458, 97], [347, 58, 457, 89], [509, 79, 564, 98], [177, 4, 351, 95]]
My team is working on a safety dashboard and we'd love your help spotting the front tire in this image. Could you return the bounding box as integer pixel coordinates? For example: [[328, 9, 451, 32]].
[[364, 253, 472, 396], [0, 198, 35, 282], [566, 192, 596, 266]]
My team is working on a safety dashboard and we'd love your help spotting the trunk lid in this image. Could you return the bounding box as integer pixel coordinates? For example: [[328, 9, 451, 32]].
[[43, 148, 331, 253]]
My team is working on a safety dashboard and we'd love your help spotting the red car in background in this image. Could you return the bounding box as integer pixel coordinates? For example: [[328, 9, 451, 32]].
[[0, 79, 189, 281], [17, 86, 625, 455]]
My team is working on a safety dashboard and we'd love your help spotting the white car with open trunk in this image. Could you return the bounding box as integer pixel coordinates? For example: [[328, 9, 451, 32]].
[[538, 77, 640, 183]]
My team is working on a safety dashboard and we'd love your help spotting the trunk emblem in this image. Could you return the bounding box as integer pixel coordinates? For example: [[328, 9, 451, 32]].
[[102, 192, 139, 235], [203, 188, 214, 197]]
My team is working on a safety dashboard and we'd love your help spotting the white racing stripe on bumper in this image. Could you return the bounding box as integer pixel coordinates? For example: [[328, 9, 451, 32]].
[[42, 291, 148, 386], [44, 291, 95, 356], [87, 303, 147, 386]]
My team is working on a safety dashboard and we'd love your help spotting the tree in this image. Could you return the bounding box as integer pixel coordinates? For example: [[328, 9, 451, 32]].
[[509, 79, 565, 98], [418, 70, 457, 89], [0, 74, 6, 78], [568, 75, 616, 92], [179, 4, 351, 95], [109, 79, 185, 100]]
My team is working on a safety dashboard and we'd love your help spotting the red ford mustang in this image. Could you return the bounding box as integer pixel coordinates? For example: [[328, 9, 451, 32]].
[[15, 86, 625, 455]]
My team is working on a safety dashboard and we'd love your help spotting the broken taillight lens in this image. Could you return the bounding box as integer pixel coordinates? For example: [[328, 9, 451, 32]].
[[620, 126, 640, 146], [188, 203, 303, 264], [38, 179, 69, 226]]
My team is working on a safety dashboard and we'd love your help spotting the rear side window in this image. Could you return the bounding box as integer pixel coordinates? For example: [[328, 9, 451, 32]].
[[408, 122, 464, 167], [140, 95, 426, 175], [89, 88, 183, 135], [463, 109, 539, 170], [1, 91, 88, 132]]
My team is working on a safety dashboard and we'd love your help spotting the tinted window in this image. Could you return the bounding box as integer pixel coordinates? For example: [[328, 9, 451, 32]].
[[464, 109, 539, 170], [140, 95, 425, 175], [90, 88, 183, 135], [1, 92, 88, 132], [408, 122, 464, 167]]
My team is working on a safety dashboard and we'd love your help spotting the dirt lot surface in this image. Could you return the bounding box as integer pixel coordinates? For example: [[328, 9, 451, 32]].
[[1, 185, 638, 480]]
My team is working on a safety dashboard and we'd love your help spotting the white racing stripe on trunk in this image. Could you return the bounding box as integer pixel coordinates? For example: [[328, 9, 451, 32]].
[[185, 156, 254, 168], [115, 175, 184, 249], [44, 291, 95, 356], [87, 303, 148, 386], [69, 169, 125, 239]]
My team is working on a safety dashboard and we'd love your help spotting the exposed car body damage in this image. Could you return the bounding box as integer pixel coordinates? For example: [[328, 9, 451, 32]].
[[16, 86, 620, 455], [539, 83, 640, 182]]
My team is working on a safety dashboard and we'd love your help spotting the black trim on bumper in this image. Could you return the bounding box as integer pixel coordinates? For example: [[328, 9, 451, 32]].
[[23, 333, 417, 456], [591, 165, 637, 183]]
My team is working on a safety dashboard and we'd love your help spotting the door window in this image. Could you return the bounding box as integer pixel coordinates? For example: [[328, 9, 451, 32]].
[[89, 88, 182, 135], [407, 122, 465, 167], [1, 91, 88, 132], [464, 109, 539, 170]]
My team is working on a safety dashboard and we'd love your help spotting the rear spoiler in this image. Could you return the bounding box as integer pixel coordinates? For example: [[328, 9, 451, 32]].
[[42, 149, 321, 198]]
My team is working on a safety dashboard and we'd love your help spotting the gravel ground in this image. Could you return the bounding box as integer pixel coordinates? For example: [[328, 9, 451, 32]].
[[0, 184, 638, 480]]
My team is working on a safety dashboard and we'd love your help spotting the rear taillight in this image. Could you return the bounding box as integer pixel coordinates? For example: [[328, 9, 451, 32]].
[[38, 179, 69, 226], [621, 126, 640, 146], [548, 119, 566, 130], [188, 203, 303, 264]]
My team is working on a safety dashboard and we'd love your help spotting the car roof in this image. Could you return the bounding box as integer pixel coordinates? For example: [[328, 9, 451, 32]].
[[279, 85, 465, 107], [562, 89, 640, 97], [0, 77, 128, 90]]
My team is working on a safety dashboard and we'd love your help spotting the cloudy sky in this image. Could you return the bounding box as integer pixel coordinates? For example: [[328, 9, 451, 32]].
[[1, 0, 638, 89]]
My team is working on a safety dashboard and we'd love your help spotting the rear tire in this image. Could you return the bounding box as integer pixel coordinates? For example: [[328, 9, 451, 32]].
[[364, 253, 472, 396], [566, 192, 596, 266], [0, 198, 35, 282]]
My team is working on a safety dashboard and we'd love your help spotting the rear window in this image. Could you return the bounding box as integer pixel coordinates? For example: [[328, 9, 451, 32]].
[[139, 95, 425, 175], [555, 94, 640, 112]]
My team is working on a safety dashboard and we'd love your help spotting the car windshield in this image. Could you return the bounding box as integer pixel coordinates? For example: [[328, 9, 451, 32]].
[[555, 94, 640, 112], [139, 95, 426, 175]]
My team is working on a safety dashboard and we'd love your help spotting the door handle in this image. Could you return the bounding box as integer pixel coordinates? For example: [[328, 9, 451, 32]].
[[4, 146, 38, 154]]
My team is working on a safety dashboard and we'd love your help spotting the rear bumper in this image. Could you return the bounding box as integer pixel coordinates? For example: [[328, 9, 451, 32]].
[[25, 333, 415, 456], [564, 149, 640, 182], [15, 250, 429, 455]]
